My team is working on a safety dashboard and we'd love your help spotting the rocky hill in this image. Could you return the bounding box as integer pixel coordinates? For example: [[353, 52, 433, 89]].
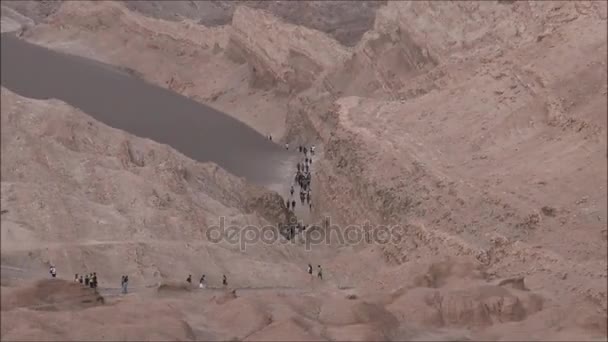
[[1, 0, 606, 340], [1, 86, 303, 287], [305, 0, 608, 318]]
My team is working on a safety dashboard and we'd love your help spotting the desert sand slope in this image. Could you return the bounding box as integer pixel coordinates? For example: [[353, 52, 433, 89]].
[[1, 0, 607, 340], [0, 86, 313, 288], [0, 5, 34, 33], [304, 0, 608, 321]]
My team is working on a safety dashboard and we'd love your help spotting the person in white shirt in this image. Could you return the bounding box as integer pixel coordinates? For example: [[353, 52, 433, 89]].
[[199, 274, 207, 289]]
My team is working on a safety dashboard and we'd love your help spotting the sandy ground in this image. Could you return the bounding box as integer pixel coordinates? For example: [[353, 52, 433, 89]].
[[1, 1, 607, 341]]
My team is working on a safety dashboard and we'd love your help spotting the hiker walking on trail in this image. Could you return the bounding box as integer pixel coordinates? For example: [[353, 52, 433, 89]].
[[49, 265, 57, 278], [199, 274, 206, 289], [223, 274, 228, 287], [121, 275, 129, 294], [317, 265, 323, 280], [90, 273, 97, 289]]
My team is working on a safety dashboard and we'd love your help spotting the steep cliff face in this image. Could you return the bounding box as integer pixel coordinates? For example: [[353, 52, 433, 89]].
[[325, 1, 608, 100], [227, 6, 350, 94], [120, 0, 385, 47]]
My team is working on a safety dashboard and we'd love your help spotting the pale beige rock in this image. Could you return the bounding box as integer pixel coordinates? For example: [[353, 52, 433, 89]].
[[1, 0, 607, 340]]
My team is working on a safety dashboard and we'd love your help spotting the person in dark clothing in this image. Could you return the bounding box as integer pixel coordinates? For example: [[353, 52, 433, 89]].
[[79, 275, 84, 284], [303, 147, 308, 154], [286, 198, 290, 208], [222, 274, 228, 287], [187, 274, 192, 284], [121, 275, 128, 294], [85, 274, 90, 286], [290, 185, 294, 196], [291, 200, 296, 209]]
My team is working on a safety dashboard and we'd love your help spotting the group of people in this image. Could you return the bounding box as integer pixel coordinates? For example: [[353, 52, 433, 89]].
[[279, 221, 310, 241], [280, 143, 316, 241], [49, 265, 106, 292], [43, 142, 322, 296], [287, 144, 315, 212], [73, 271, 99, 289], [307, 263, 323, 280], [186, 273, 227, 289]]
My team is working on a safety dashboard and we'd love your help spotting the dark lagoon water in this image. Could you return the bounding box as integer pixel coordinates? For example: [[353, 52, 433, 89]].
[[1, 33, 294, 185]]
